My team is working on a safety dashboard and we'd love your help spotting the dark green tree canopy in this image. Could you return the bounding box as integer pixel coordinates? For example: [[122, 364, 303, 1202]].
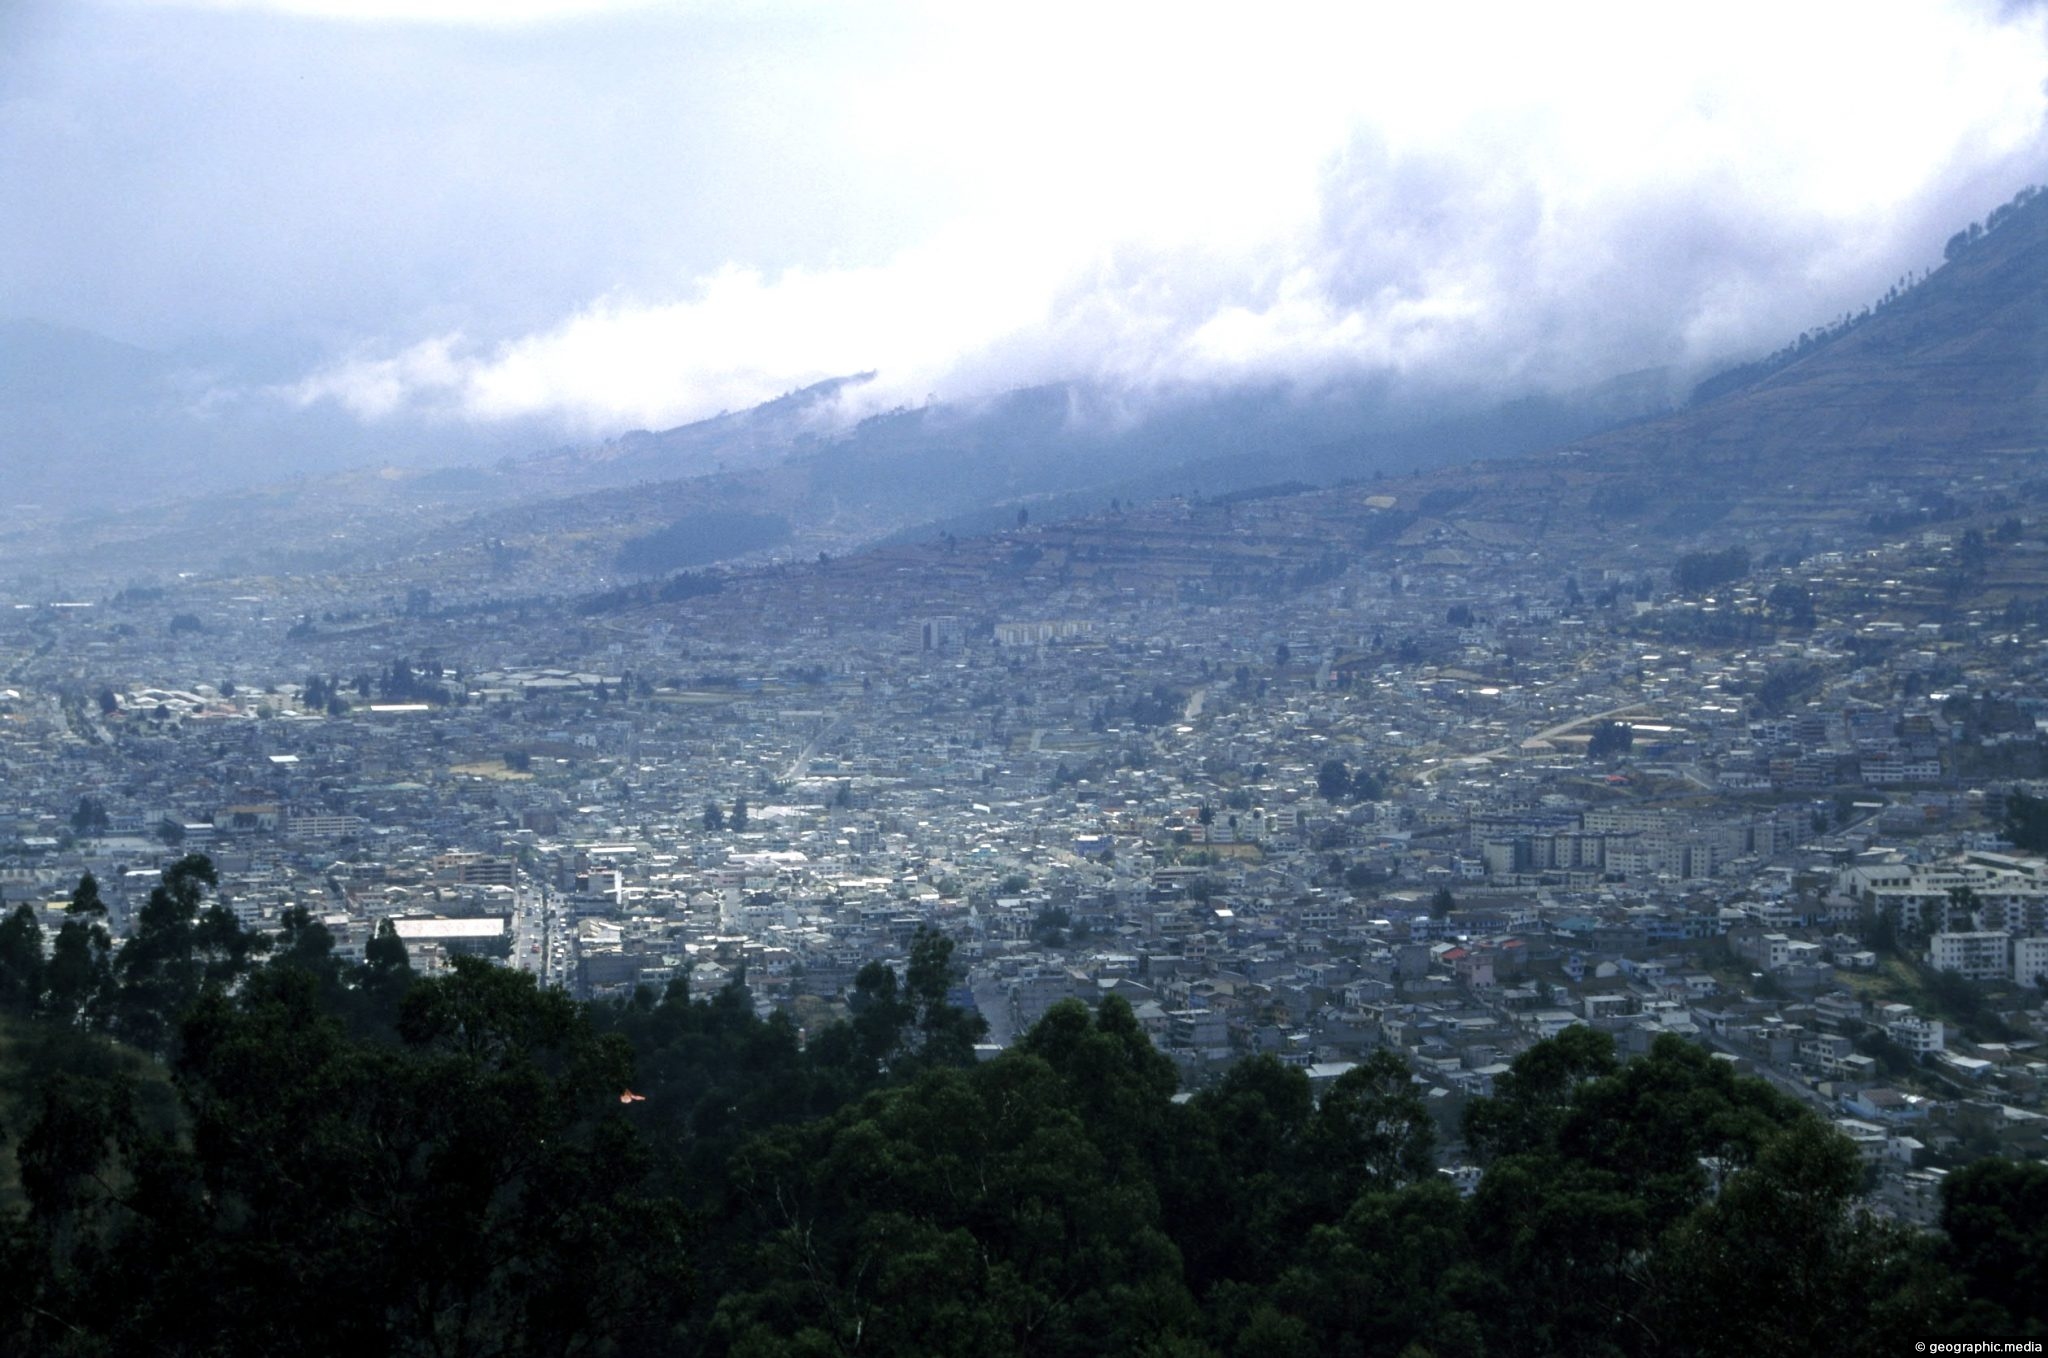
[[0, 870, 2038, 1356]]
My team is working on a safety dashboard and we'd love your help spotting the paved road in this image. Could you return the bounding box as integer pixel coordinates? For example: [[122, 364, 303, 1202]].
[[782, 714, 847, 783], [1424, 700, 1655, 781]]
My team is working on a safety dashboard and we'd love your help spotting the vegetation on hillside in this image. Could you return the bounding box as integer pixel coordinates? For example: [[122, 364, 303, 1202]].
[[1689, 184, 2043, 406], [0, 856, 2043, 1354], [616, 512, 792, 576]]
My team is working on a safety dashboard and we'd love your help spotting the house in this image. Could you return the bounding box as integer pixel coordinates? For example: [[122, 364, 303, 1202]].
[[1841, 1086, 1933, 1126]]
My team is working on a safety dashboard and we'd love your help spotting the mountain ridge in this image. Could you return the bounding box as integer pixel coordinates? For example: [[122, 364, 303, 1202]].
[[8, 180, 2045, 595]]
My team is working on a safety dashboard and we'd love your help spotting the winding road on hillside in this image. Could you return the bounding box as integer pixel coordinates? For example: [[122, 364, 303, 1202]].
[[1423, 701, 1656, 781]]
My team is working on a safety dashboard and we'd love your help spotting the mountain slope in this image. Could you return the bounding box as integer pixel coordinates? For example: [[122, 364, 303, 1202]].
[[15, 185, 2045, 595], [1576, 185, 2048, 478]]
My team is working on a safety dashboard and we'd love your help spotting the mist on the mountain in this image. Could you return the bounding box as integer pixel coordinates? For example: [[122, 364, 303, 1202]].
[[0, 304, 1669, 529], [16, 141, 2030, 528], [0, 319, 565, 514], [9, 0, 2048, 519]]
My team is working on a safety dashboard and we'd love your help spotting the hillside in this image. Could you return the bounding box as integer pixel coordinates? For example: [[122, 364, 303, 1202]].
[[1690, 186, 2048, 458], [10, 185, 2047, 601], [1557, 185, 2048, 526], [1206, 183, 2048, 579], [0, 365, 1661, 594]]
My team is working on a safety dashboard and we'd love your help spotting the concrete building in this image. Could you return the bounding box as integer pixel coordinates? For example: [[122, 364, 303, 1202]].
[[1928, 931, 2012, 981], [2014, 936, 2048, 989]]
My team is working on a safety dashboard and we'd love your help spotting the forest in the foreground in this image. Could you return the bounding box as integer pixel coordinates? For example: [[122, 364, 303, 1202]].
[[0, 856, 2044, 1356]]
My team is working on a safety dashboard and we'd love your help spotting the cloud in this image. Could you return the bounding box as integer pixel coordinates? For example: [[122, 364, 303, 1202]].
[[140, 1, 2048, 432], [290, 336, 470, 421], [289, 227, 1071, 430]]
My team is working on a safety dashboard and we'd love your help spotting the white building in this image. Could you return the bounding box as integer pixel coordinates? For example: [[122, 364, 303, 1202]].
[[1928, 931, 2012, 981], [1875, 1002, 1945, 1056], [2015, 936, 2048, 990]]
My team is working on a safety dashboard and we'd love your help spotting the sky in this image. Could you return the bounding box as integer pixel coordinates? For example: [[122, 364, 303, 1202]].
[[5, 0, 2048, 442]]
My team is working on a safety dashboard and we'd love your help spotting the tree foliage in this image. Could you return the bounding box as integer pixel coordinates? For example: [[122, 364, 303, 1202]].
[[1316, 758, 1382, 802], [1586, 719, 1636, 760], [2003, 789, 2048, 852], [1673, 546, 1751, 596], [0, 868, 2038, 1354]]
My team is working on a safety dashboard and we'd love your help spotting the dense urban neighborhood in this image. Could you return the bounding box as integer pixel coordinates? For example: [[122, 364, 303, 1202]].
[[10, 445, 2048, 1238]]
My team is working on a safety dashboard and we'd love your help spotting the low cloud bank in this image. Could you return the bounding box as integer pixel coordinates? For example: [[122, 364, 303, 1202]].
[[290, 1, 2048, 437]]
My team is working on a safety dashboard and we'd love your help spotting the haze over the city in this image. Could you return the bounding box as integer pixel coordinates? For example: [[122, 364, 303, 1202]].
[[6, 0, 2048, 456]]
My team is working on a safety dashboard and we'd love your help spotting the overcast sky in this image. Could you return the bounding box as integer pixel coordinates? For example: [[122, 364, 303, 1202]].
[[5, 0, 2048, 438]]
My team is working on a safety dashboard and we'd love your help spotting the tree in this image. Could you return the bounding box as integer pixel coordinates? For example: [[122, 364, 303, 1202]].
[[9, 1059, 158, 1299], [92, 956, 689, 1357], [1462, 1024, 1620, 1164], [2003, 789, 2048, 852], [1032, 905, 1073, 947], [839, 958, 917, 1079], [1941, 1158, 2048, 1335], [1767, 580, 1817, 629], [331, 914, 410, 1032], [1959, 527, 1991, 575], [69, 796, 109, 838], [903, 928, 986, 1068], [1656, 1118, 1948, 1353], [1317, 759, 1351, 802], [832, 930, 985, 1082], [1303, 1049, 1435, 1203], [45, 872, 113, 1024], [1860, 898, 1900, 957], [275, 905, 339, 978], [1586, 719, 1635, 760], [0, 900, 45, 1015], [107, 853, 265, 1055], [1018, 996, 1177, 1154], [363, 916, 409, 978], [714, 1033, 1196, 1356], [6, 915, 2046, 1355], [702, 799, 725, 832], [1180, 1054, 1317, 1288], [1270, 1178, 1485, 1356], [729, 795, 750, 833], [1430, 885, 1456, 919], [1456, 1031, 1838, 1354], [1674, 545, 1751, 596]]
